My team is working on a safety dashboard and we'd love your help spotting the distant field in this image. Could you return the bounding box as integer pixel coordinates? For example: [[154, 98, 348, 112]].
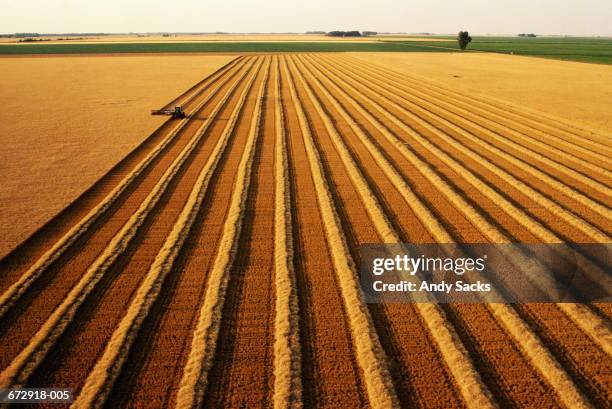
[[0, 41, 456, 54], [1, 37, 610, 64], [384, 36, 612, 64]]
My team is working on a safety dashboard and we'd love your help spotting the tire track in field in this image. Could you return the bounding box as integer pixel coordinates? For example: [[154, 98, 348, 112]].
[[68, 58, 266, 409], [341, 55, 612, 169], [289, 55, 496, 408], [0, 57, 260, 390], [307, 54, 605, 408], [175, 57, 270, 409], [271, 56, 302, 409], [343, 55, 612, 150], [0, 57, 248, 317], [282, 56, 399, 409]]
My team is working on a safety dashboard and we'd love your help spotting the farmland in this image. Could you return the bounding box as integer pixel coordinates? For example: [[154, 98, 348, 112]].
[[0, 52, 610, 409], [1, 35, 611, 65], [0, 41, 454, 55], [0, 55, 234, 258], [382, 36, 612, 64]]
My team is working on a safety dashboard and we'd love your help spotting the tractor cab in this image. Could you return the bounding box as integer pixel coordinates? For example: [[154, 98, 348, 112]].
[[172, 106, 186, 118]]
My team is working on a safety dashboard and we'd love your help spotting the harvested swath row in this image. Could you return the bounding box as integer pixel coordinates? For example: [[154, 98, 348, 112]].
[[302, 55, 612, 318], [0, 58, 253, 375], [0, 56, 244, 297], [0, 57, 260, 390], [328, 59, 612, 227], [101, 60, 266, 409], [310, 53, 612, 404], [271, 56, 302, 409], [305, 54, 603, 408], [321, 57, 612, 290], [340, 55, 612, 170], [323, 56, 611, 243], [298, 54, 571, 408], [312, 54, 612, 354], [289, 56, 469, 408], [0, 57, 246, 318], [352, 66, 612, 178], [298, 54, 609, 407], [69, 58, 266, 408], [280, 59, 370, 408], [288, 55, 496, 408], [202, 58, 276, 408], [293, 57, 451, 243], [342, 55, 612, 150], [161, 56, 244, 110], [328, 55, 612, 402], [325, 57, 612, 291], [175, 57, 270, 409], [336, 57, 612, 192], [296, 55, 564, 404], [282, 57, 399, 409]]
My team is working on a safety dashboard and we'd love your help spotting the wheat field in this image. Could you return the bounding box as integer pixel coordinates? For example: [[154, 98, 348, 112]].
[[0, 53, 610, 408]]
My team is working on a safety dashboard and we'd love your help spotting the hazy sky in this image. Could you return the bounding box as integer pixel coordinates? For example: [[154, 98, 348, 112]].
[[1, 0, 611, 36]]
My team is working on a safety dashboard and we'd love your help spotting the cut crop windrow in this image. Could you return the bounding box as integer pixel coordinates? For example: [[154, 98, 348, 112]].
[[305, 54, 603, 409], [340, 55, 612, 165], [0, 56, 260, 391], [342, 55, 612, 150], [311, 54, 612, 355], [0, 55, 245, 321], [340, 56, 612, 182], [175, 57, 270, 409], [272, 56, 303, 409], [332, 68, 612, 292], [322, 55, 611, 246], [323, 56, 611, 243], [282, 56, 400, 409], [329, 57, 612, 219], [290, 55, 497, 409], [293, 57, 451, 243], [68, 57, 265, 409], [345, 59, 611, 175]]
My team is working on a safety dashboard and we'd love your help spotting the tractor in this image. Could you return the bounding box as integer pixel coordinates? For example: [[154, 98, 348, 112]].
[[151, 106, 186, 119]]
